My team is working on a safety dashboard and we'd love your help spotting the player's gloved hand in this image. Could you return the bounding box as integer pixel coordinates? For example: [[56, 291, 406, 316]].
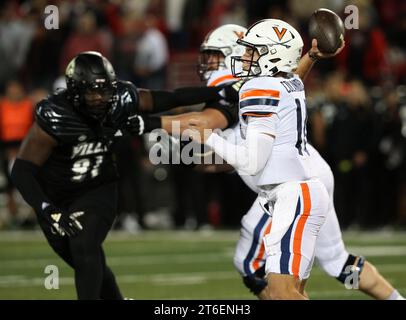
[[126, 114, 161, 136], [218, 79, 245, 103], [126, 114, 145, 135], [41, 203, 84, 237]]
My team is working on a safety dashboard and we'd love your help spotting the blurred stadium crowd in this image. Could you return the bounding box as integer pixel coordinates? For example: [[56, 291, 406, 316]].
[[0, 0, 405, 231]]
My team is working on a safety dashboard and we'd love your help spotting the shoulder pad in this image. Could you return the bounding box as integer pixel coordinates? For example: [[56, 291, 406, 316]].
[[239, 77, 282, 116], [207, 70, 238, 87], [35, 96, 87, 143], [240, 77, 282, 93]]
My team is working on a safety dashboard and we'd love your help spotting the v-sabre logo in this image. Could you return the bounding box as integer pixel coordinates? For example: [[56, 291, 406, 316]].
[[234, 31, 245, 39], [272, 27, 287, 41]]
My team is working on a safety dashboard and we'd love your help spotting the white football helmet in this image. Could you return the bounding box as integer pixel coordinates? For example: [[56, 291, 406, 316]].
[[231, 19, 303, 78], [198, 24, 247, 80]]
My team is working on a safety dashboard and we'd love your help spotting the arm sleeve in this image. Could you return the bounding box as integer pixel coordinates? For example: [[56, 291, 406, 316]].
[[205, 116, 277, 176], [10, 158, 51, 213], [150, 86, 222, 112]]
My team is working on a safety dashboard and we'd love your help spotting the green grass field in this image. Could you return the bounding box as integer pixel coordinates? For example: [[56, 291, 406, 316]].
[[0, 230, 405, 300]]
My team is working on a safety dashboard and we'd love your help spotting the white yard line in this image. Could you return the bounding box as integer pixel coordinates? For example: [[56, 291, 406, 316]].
[[1, 262, 405, 289], [346, 246, 406, 256], [0, 271, 239, 288], [1, 230, 406, 243], [0, 230, 239, 242], [0, 251, 235, 269], [2, 245, 405, 270]]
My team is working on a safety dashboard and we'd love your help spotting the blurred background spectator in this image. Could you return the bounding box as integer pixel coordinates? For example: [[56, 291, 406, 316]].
[[0, 0, 405, 231], [133, 14, 169, 89], [0, 79, 34, 227]]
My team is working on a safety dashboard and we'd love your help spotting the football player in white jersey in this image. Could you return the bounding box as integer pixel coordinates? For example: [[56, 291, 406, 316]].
[[190, 19, 331, 299], [222, 125, 404, 300], [145, 23, 403, 300], [188, 23, 403, 300]]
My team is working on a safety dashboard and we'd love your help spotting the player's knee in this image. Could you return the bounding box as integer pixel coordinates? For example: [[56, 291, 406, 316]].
[[266, 274, 302, 300], [336, 254, 365, 285]]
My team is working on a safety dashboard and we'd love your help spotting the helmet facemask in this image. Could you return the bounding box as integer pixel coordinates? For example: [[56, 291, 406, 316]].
[[65, 52, 118, 122], [81, 80, 117, 120], [197, 24, 248, 81], [231, 39, 282, 79], [197, 48, 227, 81]]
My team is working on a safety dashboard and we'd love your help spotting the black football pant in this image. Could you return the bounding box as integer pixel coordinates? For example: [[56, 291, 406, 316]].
[[37, 182, 122, 300]]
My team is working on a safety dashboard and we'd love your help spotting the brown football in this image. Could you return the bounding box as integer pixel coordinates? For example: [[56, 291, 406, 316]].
[[308, 8, 345, 54]]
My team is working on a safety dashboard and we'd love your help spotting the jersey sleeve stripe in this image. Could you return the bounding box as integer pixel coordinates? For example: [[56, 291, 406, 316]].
[[240, 89, 280, 100], [242, 112, 274, 118], [240, 98, 279, 108], [208, 74, 237, 87]]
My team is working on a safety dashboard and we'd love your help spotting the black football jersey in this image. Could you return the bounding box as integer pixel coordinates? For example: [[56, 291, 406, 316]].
[[35, 80, 139, 204]]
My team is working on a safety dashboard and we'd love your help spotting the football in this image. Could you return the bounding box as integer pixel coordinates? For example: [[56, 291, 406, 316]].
[[308, 8, 345, 54]]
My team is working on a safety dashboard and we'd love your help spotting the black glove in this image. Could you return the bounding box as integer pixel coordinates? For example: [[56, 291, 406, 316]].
[[41, 204, 84, 237], [126, 114, 161, 135], [218, 79, 245, 103]]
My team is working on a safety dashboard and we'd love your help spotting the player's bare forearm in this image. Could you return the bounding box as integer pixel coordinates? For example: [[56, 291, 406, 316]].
[[295, 52, 316, 81], [295, 39, 345, 81], [161, 108, 228, 135]]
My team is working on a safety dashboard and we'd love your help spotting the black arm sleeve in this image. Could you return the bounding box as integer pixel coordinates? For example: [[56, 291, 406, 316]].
[[150, 86, 222, 112], [11, 158, 51, 213], [144, 116, 162, 132]]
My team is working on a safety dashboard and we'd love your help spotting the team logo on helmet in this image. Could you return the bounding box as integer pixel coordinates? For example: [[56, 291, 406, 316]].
[[234, 31, 245, 39], [273, 27, 287, 41]]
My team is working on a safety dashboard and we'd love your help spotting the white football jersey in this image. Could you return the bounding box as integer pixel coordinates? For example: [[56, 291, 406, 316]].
[[223, 125, 332, 198], [236, 74, 315, 186]]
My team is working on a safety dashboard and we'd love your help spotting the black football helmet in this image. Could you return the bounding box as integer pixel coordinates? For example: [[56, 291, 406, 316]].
[[65, 51, 118, 121]]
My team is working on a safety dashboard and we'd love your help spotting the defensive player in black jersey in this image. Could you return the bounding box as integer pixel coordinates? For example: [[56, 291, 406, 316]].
[[10, 51, 236, 300]]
